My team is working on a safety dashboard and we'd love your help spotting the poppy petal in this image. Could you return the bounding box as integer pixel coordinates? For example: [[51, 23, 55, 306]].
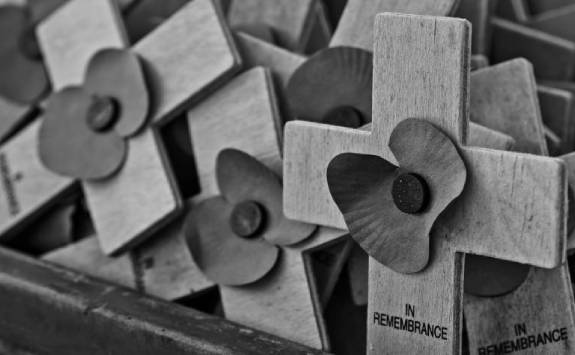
[[39, 87, 126, 179], [184, 196, 279, 286], [84, 48, 149, 137], [0, 6, 48, 104], [216, 149, 316, 246], [286, 47, 372, 127], [327, 153, 431, 273], [464, 255, 530, 296]]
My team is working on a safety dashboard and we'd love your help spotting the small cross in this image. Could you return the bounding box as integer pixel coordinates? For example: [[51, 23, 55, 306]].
[[464, 57, 575, 353], [35, 0, 241, 254], [283, 14, 567, 353], [186, 66, 349, 350]]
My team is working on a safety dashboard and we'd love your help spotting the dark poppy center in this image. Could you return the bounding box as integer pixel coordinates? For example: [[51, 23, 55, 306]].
[[230, 200, 266, 239], [392, 172, 430, 214], [19, 26, 43, 61], [323, 106, 363, 128], [86, 96, 121, 133]]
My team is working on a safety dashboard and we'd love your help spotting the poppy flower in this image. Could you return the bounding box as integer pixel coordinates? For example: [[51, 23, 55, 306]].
[[286, 46, 372, 128], [326, 118, 467, 274], [38, 48, 149, 180], [0, 5, 48, 104], [184, 149, 316, 286]]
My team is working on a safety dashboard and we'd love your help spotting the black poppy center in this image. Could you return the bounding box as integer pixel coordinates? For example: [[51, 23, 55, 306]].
[[392, 172, 430, 214], [86, 96, 121, 133], [19, 26, 43, 61], [230, 200, 266, 239], [323, 106, 363, 128]]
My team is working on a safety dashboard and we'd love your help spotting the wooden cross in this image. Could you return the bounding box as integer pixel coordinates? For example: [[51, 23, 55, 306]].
[[283, 13, 567, 354], [30, 0, 240, 255], [227, 0, 331, 54], [464, 57, 575, 353], [186, 66, 349, 350]]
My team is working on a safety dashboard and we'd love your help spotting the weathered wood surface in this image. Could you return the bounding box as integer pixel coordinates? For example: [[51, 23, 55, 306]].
[[284, 14, 567, 354], [330, 0, 458, 51], [464, 45, 575, 355], [38, 0, 241, 255], [0, 121, 76, 240], [0, 247, 326, 354], [470, 58, 547, 155], [188, 67, 282, 202]]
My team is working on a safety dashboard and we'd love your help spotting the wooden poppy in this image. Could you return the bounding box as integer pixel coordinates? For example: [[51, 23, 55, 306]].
[[184, 149, 316, 286], [327, 119, 467, 274], [38, 48, 149, 180], [286, 46, 372, 128], [0, 5, 48, 104]]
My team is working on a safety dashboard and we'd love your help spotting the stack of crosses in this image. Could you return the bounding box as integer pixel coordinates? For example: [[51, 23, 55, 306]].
[[284, 13, 570, 354]]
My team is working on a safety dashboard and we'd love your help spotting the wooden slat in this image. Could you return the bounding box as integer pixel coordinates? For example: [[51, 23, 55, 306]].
[[538, 85, 575, 155], [236, 32, 306, 88], [221, 227, 348, 351], [228, 0, 316, 52], [188, 67, 282, 202], [470, 58, 547, 155], [490, 17, 575, 81], [454, 0, 492, 54], [529, 4, 575, 43], [0, 247, 325, 355], [37, 0, 129, 89], [0, 121, 76, 240], [468, 122, 515, 150], [0, 99, 30, 144], [526, 0, 575, 15], [329, 0, 458, 51], [133, 0, 241, 125]]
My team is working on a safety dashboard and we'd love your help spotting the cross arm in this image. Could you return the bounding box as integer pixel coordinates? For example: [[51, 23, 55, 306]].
[[444, 147, 567, 268]]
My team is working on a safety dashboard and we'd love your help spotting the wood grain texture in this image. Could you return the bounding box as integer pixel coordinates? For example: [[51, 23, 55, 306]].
[[529, 4, 575, 43], [133, 0, 241, 125], [188, 67, 282, 202], [538, 85, 575, 155], [464, 57, 575, 354], [221, 227, 347, 351], [455, 0, 492, 54], [228, 0, 316, 52], [0, 247, 327, 355], [0, 121, 76, 240], [470, 58, 547, 155], [134, 215, 214, 301], [37, 0, 128, 90], [39, 0, 242, 255], [490, 18, 575, 81], [43, 217, 214, 302], [329, 0, 458, 51], [468, 122, 515, 150], [236, 32, 306, 88], [42, 237, 138, 289], [283, 14, 567, 354]]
